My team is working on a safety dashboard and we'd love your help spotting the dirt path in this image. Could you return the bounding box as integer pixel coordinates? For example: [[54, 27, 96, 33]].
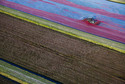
[[0, 13, 125, 84]]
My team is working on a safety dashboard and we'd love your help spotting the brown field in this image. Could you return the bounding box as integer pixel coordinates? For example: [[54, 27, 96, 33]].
[[0, 13, 125, 84]]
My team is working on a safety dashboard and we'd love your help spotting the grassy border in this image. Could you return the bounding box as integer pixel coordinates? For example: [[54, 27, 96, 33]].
[[0, 60, 55, 84], [108, 0, 125, 4], [0, 72, 28, 84], [0, 5, 125, 53]]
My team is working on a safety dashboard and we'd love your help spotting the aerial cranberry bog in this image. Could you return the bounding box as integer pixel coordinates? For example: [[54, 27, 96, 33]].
[[0, 0, 125, 53], [0, 0, 125, 83]]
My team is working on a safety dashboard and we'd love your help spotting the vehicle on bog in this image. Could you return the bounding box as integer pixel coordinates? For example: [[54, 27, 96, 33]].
[[83, 18, 101, 25]]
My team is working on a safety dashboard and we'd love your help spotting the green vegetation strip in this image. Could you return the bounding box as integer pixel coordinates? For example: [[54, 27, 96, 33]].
[[0, 60, 55, 84], [108, 0, 125, 4], [0, 5, 125, 53]]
